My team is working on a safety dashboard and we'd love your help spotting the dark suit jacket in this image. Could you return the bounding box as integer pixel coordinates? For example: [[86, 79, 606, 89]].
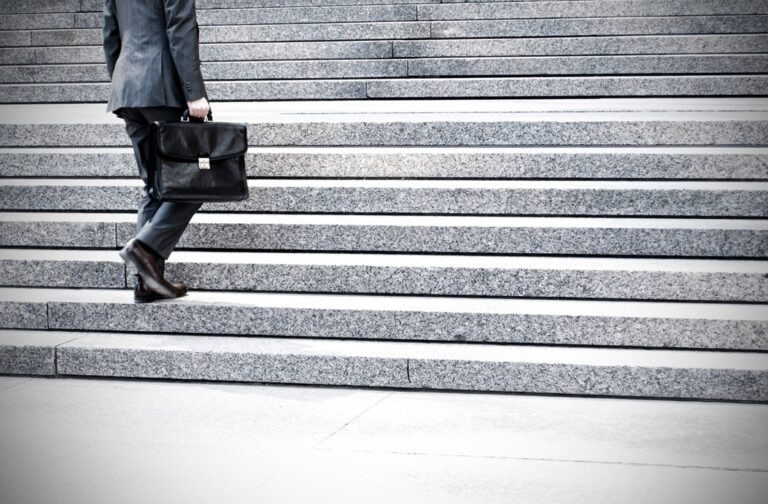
[[103, 0, 207, 113]]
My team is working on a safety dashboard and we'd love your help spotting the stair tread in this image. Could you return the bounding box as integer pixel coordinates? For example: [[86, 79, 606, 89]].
[[3, 328, 766, 370], [4, 248, 768, 273], [3, 287, 766, 320]]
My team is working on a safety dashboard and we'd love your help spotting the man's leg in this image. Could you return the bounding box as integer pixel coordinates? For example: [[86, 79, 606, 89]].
[[125, 107, 203, 260]]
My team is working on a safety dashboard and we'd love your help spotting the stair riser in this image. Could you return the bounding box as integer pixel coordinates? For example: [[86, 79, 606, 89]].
[[25, 301, 767, 350], [365, 75, 768, 98], [4, 76, 767, 102], [3, 0, 445, 15], [3, 35, 765, 65], [0, 221, 115, 248], [3, 120, 767, 147], [407, 360, 768, 401], [431, 16, 768, 39], [3, 151, 768, 179], [0, 345, 56, 375], [4, 55, 766, 84], [59, 0, 768, 30], [0, 301, 46, 330], [0, 220, 757, 257], [1, 185, 765, 217], [4, 331, 767, 400], [0, 259, 123, 289], [420, 0, 768, 21], [13, 16, 766, 48], [2, 258, 766, 302], [57, 347, 768, 401], [0, 0, 79, 15]]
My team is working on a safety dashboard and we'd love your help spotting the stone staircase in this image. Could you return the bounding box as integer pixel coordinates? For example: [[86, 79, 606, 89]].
[[0, 0, 767, 402]]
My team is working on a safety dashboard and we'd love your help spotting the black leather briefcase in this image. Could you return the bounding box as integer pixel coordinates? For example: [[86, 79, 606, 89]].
[[148, 110, 249, 203]]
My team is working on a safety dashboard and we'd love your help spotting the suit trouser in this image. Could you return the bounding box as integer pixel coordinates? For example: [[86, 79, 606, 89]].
[[120, 107, 202, 259]]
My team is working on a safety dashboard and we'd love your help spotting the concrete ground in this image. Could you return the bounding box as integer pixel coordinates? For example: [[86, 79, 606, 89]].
[[0, 376, 766, 504]]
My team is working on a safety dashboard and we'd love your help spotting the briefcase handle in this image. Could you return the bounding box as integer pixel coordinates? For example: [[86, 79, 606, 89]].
[[181, 108, 213, 123]]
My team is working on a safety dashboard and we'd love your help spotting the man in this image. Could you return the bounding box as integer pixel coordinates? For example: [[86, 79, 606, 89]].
[[103, 0, 210, 303]]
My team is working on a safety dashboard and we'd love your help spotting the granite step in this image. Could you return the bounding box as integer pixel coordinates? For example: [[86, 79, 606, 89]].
[[431, 15, 768, 40], [6, 55, 765, 85], [2, 108, 767, 146], [61, 0, 768, 30], [2, 249, 767, 302], [10, 15, 766, 49], [4, 34, 765, 66], [11, 16, 766, 48], [392, 34, 768, 58], [4, 146, 767, 180], [2, 288, 767, 350], [1, 179, 766, 217], [405, 55, 768, 78], [0, 41, 395, 65], [419, 0, 768, 21], [5, 75, 768, 102], [0, 0, 81, 15], [0, 60, 410, 83], [5, 0, 448, 15], [365, 75, 768, 99], [1, 212, 765, 258], [2, 5, 421, 31], [2, 329, 767, 401]]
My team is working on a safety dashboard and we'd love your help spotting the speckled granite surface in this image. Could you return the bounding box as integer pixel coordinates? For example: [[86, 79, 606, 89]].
[[200, 21, 431, 43], [0, 30, 30, 47], [407, 359, 768, 401], [3, 183, 764, 217], [367, 75, 768, 98], [0, 221, 116, 248], [117, 222, 768, 257], [0, 151, 136, 177], [209, 79, 368, 100], [196, 4, 418, 25], [0, 301, 47, 330], [5, 55, 764, 84], [30, 29, 100, 46], [242, 150, 768, 179], [47, 300, 768, 350], [430, 16, 768, 38], [0, 13, 74, 30], [0, 123, 125, 147], [21, 16, 767, 49], [0, 185, 140, 211], [213, 186, 768, 217], [2, 76, 767, 103], [0, 259, 124, 288], [394, 34, 768, 57], [247, 119, 768, 146], [0, 47, 34, 65], [0, 60, 408, 83], [0, 0, 79, 14], [57, 334, 410, 387], [407, 55, 768, 77], [6, 150, 768, 179], [51, 332, 768, 400], [155, 262, 768, 302], [202, 40, 393, 61], [0, 330, 75, 375], [419, 0, 768, 21]]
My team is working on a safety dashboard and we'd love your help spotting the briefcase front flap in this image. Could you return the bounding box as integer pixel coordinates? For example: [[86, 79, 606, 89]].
[[156, 122, 248, 162]]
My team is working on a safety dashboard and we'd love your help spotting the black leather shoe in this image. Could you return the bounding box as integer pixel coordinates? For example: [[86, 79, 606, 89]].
[[119, 238, 185, 299], [134, 274, 187, 303]]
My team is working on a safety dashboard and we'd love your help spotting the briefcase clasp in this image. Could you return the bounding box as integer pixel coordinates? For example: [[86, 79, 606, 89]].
[[199, 157, 210, 170]]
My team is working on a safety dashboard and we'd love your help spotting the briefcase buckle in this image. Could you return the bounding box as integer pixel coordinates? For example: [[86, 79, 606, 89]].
[[199, 157, 210, 170]]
